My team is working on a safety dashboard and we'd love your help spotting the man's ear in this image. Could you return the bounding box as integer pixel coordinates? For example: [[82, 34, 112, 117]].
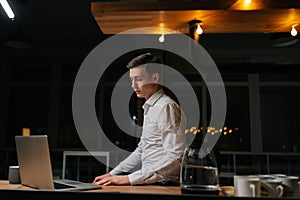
[[152, 73, 159, 83]]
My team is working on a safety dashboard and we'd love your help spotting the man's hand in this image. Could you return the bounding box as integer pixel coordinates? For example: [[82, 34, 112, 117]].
[[93, 173, 130, 186], [93, 173, 112, 184]]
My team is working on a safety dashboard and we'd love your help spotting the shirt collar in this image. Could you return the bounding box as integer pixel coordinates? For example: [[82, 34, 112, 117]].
[[143, 88, 164, 109]]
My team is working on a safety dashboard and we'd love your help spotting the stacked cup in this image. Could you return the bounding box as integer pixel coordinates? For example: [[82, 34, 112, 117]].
[[234, 175, 261, 197], [271, 174, 299, 198], [234, 174, 299, 198]]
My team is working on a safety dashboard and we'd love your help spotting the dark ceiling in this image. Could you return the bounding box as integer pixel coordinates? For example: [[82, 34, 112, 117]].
[[0, 0, 103, 59]]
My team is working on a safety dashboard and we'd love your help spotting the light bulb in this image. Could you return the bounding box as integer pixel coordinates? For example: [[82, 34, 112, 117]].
[[159, 34, 165, 42], [291, 25, 298, 36], [196, 24, 203, 35]]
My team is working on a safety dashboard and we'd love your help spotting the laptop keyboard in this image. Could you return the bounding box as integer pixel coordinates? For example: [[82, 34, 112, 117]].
[[54, 182, 75, 189]]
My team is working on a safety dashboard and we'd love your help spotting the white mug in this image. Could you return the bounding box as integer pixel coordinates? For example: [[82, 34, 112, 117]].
[[254, 174, 273, 180], [298, 181, 300, 195], [261, 178, 284, 198], [236, 177, 261, 197], [234, 175, 257, 195], [271, 174, 287, 178], [277, 175, 299, 197], [234, 175, 250, 196]]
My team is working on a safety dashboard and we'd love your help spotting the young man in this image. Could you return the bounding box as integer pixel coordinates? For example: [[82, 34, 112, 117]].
[[93, 52, 187, 186]]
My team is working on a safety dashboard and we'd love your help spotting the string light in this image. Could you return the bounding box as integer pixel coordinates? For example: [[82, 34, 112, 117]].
[[196, 24, 203, 35], [291, 24, 298, 36], [158, 34, 165, 42], [188, 19, 204, 42], [184, 126, 239, 136]]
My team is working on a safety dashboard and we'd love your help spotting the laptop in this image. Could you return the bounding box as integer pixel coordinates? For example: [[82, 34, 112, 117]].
[[15, 135, 102, 191]]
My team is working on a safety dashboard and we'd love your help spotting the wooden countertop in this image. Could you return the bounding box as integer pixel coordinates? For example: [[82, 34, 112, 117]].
[[0, 180, 234, 197], [0, 180, 181, 195]]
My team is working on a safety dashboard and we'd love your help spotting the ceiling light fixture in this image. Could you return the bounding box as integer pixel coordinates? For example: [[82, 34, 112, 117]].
[[291, 24, 298, 36], [4, 0, 31, 49], [0, 0, 15, 19], [5, 29, 31, 49]]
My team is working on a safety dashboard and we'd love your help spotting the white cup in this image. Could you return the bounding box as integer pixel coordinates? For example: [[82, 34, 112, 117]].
[[234, 175, 248, 196], [234, 175, 258, 196], [277, 175, 299, 197], [236, 177, 261, 197], [254, 174, 273, 180], [298, 181, 300, 195], [261, 178, 284, 198], [271, 174, 287, 178], [8, 165, 21, 184]]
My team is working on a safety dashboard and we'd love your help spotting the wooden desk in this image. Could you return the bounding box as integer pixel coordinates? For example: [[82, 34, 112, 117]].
[[0, 180, 283, 200], [0, 180, 180, 194], [0, 180, 31, 190]]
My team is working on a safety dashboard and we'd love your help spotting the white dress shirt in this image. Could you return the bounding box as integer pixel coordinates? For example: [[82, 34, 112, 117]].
[[110, 89, 187, 185]]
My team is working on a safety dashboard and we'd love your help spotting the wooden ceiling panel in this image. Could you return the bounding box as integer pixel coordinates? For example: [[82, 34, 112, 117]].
[[91, 1, 300, 34]]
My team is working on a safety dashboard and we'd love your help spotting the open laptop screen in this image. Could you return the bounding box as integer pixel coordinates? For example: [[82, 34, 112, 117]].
[[15, 135, 102, 191], [15, 135, 55, 189]]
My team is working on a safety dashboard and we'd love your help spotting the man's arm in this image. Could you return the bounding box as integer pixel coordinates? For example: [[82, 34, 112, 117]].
[[93, 142, 142, 186], [109, 141, 142, 175]]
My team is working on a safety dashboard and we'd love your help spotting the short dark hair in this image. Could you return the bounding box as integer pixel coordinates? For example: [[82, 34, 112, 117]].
[[127, 52, 162, 75]]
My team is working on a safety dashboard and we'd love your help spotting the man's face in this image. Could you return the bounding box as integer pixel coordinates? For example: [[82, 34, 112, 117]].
[[129, 66, 158, 100]]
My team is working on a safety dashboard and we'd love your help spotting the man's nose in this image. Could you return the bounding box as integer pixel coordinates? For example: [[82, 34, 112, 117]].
[[131, 80, 136, 89]]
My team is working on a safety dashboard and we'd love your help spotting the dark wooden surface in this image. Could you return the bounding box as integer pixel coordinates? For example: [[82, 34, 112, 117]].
[[0, 180, 284, 200]]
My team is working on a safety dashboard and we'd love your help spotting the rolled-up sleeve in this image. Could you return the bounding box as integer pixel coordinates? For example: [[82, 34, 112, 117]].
[[109, 142, 142, 175]]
